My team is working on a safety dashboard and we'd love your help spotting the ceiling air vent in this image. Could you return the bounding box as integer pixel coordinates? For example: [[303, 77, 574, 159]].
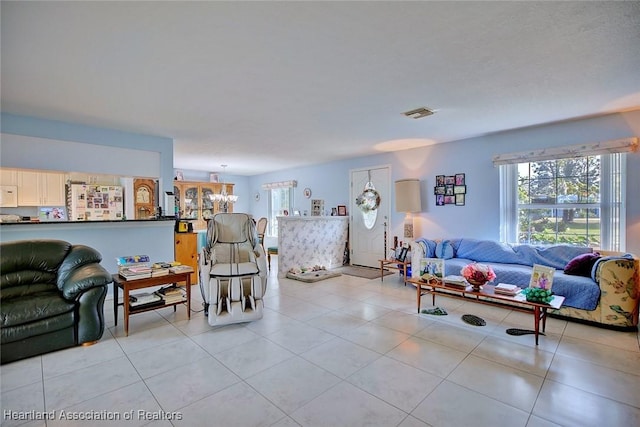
[[402, 107, 435, 119]]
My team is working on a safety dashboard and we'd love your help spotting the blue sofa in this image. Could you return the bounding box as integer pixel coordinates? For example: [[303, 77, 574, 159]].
[[411, 238, 640, 330]]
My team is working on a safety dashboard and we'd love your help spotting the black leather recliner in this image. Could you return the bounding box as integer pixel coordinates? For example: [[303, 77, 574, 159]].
[[1, 239, 112, 364]]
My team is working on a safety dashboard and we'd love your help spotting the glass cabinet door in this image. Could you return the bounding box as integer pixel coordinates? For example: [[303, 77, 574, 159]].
[[184, 186, 199, 219], [200, 185, 216, 221], [173, 185, 181, 218]]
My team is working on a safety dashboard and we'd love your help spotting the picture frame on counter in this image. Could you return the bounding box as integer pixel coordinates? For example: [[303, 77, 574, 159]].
[[311, 199, 324, 216], [396, 247, 409, 262]]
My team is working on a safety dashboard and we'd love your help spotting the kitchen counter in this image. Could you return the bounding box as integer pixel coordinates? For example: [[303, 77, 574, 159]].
[[0, 217, 176, 225], [1, 219, 177, 296]]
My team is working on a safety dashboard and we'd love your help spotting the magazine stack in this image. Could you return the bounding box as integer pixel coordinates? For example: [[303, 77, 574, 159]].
[[117, 255, 153, 280], [129, 292, 163, 310], [443, 275, 468, 288], [156, 286, 187, 304], [494, 283, 520, 296]]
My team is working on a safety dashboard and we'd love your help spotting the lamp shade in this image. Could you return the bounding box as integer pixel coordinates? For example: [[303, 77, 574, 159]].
[[395, 179, 421, 213]]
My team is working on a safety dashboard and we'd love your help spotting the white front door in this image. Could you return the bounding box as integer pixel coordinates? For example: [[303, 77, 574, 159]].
[[349, 165, 391, 268]]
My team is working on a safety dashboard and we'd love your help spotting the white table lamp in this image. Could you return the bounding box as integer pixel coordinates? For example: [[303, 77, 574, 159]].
[[395, 179, 421, 239]]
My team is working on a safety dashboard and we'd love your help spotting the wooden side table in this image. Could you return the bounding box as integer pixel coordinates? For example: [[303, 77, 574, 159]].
[[379, 259, 411, 284], [112, 271, 191, 336]]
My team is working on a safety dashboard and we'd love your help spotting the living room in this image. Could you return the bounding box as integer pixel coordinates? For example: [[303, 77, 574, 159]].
[[2, 2, 640, 426]]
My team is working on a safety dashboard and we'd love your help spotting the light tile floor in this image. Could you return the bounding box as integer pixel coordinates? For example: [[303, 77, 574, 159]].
[[2, 263, 640, 427]]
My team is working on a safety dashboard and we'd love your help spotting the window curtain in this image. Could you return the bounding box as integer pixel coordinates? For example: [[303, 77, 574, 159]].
[[496, 137, 634, 251], [261, 180, 297, 190], [600, 153, 626, 251], [263, 180, 296, 237], [499, 164, 518, 243], [492, 137, 637, 166]]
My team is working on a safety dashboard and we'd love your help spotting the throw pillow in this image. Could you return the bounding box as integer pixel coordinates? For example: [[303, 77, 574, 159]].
[[435, 240, 454, 259], [424, 239, 437, 258], [564, 252, 601, 277]]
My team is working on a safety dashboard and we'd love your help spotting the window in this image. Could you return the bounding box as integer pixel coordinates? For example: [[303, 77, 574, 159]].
[[268, 187, 293, 236], [500, 153, 625, 250]]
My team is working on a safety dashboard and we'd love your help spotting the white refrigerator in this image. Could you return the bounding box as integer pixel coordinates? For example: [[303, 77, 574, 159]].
[[68, 184, 124, 221]]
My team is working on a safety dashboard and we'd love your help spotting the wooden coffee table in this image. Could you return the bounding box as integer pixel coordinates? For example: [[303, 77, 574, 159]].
[[407, 278, 564, 345]]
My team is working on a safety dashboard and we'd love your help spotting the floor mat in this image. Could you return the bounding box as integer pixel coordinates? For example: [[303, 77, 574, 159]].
[[334, 265, 394, 280], [285, 270, 341, 283], [461, 314, 486, 326], [421, 307, 448, 316], [506, 328, 545, 336]]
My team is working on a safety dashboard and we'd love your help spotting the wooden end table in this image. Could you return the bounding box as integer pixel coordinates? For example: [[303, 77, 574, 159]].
[[379, 259, 411, 284], [408, 278, 564, 345], [112, 271, 191, 336]]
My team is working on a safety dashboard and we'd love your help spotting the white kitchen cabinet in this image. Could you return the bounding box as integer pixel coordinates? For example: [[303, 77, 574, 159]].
[[0, 185, 18, 207], [67, 172, 120, 185], [0, 169, 18, 186], [41, 173, 66, 205], [17, 171, 66, 206]]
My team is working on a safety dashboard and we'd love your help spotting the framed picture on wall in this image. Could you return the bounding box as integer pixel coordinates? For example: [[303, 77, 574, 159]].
[[337, 205, 347, 216], [435, 172, 467, 206], [311, 199, 324, 216]]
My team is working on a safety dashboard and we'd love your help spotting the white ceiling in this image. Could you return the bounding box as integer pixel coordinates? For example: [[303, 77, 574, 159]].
[[2, 1, 640, 176]]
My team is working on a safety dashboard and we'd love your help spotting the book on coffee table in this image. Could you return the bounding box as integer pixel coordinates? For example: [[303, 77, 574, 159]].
[[443, 275, 467, 287], [494, 283, 521, 296], [129, 292, 163, 309], [169, 265, 194, 274]]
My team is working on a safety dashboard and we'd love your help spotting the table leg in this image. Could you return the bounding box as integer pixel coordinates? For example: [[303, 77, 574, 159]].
[[186, 274, 191, 319], [533, 306, 540, 345], [403, 263, 407, 286], [542, 307, 548, 333], [416, 280, 421, 313], [113, 281, 118, 326], [124, 285, 130, 337]]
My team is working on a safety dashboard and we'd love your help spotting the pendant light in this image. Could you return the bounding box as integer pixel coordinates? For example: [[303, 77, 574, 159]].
[[210, 165, 238, 210]]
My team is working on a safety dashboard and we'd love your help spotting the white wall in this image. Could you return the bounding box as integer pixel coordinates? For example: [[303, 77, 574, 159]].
[[0, 221, 174, 274], [0, 113, 176, 270], [0, 113, 174, 193], [2, 110, 638, 258], [247, 110, 640, 255]]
